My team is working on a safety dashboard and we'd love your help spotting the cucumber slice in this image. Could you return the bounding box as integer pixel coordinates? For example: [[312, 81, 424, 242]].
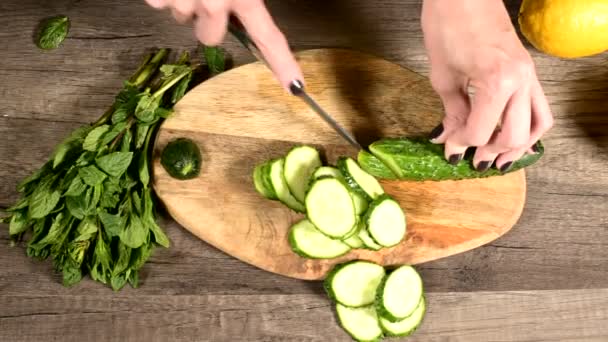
[[284, 146, 322, 203], [341, 220, 360, 240], [313, 166, 343, 180], [379, 296, 426, 337], [376, 265, 424, 322], [269, 158, 306, 213], [252, 162, 277, 200], [343, 234, 364, 249], [336, 304, 383, 342], [337, 157, 384, 201], [306, 177, 357, 239], [352, 192, 369, 216], [358, 227, 382, 250], [288, 219, 351, 259], [324, 261, 385, 307], [357, 150, 398, 179], [365, 194, 406, 247]]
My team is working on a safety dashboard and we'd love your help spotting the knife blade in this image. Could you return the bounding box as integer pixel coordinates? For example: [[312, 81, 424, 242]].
[[227, 17, 363, 151]]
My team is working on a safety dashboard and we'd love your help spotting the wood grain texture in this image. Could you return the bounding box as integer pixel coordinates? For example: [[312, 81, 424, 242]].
[[152, 48, 527, 280], [1, 289, 607, 342]]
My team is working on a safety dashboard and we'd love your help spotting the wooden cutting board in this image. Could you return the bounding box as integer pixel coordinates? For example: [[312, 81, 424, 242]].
[[151, 48, 526, 280]]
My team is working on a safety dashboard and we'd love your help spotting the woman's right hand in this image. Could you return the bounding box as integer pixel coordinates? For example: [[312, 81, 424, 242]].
[[145, 0, 304, 92]]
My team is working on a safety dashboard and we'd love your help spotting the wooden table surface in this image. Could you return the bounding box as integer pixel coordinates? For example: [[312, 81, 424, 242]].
[[1, 1, 607, 341]]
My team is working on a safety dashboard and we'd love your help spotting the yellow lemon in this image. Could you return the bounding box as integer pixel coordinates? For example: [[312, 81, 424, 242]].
[[518, 0, 608, 58]]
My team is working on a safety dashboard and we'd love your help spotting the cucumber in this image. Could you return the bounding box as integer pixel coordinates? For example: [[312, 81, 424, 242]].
[[343, 234, 364, 249], [376, 265, 424, 322], [313, 166, 343, 180], [365, 194, 406, 247], [356, 150, 398, 180], [252, 162, 277, 200], [337, 157, 384, 201], [358, 226, 382, 251], [283, 146, 322, 203], [379, 296, 426, 337], [336, 304, 383, 342], [324, 261, 385, 307], [305, 177, 357, 239], [363, 137, 545, 181], [288, 219, 351, 259], [269, 158, 306, 212], [351, 192, 369, 216]]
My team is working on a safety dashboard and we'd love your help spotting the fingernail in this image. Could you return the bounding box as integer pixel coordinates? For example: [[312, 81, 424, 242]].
[[448, 154, 462, 165], [500, 161, 513, 173], [429, 123, 444, 141], [531, 142, 540, 153], [289, 79, 304, 95], [476, 161, 491, 172]]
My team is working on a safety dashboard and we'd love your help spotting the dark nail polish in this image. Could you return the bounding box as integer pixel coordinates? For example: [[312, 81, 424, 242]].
[[500, 161, 513, 173], [476, 160, 491, 172], [531, 142, 540, 153], [289, 79, 304, 95], [448, 154, 462, 165], [429, 123, 444, 140]]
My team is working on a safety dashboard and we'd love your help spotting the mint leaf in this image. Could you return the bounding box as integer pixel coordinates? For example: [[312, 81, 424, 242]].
[[139, 150, 150, 188], [113, 242, 131, 276], [111, 273, 128, 291], [128, 271, 139, 288], [64, 175, 87, 197], [83, 125, 110, 151], [121, 128, 133, 152], [9, 210, 29, 235], [62, 259, 82, 287], [66, 187, 92, 220], [78, 165, 107, 186], [75, 151, 95, 167], [75, 218, 98, 242], [132, 190, 142, 215], [119, 214, 148, 248], [36, 15, 70, 50], [171, 72, 192, 104], [17, 161, 52, 193], [203, 46, 225, 74], [6, 197, 29, 212], [99, 122, 127, 146], [98, 210, 125, 238], [135, 125, 149, 149], [134, 94, 159, 123], [30, 211, 70, 248], [130, 243, 154, 270], [96, 152, 133, 178], [28, 177, 61, 219]]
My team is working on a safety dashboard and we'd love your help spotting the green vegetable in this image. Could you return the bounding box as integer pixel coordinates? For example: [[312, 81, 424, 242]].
[[36, 15, 70, 50], [160, 138, 202, 180], [203, 46, 226, 75], [360, 137, 545, 181], [323, 261, 385, 307], [288, 219, 351, 259], [2, 46, 229, 290]]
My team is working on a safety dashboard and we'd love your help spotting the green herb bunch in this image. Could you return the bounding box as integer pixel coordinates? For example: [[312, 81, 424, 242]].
[[2, 47, 226, 290]]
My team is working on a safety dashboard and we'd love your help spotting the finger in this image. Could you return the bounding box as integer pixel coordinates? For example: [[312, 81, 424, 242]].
[[232, 0, 304, 90], [193, 1, 229, 46], [146, 0, 170, 9], [170, 0, 196, 23], [474, 86, 531, 171], [444, 85, 512, 164], [428, 73, 471, 144]]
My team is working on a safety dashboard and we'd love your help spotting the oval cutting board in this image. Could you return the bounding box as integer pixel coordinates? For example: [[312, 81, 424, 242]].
[[152, 48, 526, 280]]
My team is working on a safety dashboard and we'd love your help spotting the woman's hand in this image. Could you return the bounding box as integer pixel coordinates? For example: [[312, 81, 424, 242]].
[[145, 0, 303, 91], [421, 0, 553, 171]]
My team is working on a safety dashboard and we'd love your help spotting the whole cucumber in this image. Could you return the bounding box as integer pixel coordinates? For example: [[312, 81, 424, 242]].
[[358, 137, 544, 181]]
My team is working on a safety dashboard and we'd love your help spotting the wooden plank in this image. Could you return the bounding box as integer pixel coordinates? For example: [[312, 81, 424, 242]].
[[1, 289, 607, 341], [1, 116, 607, 294]]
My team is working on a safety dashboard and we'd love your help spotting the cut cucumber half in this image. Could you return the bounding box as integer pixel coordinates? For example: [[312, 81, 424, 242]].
[[269, 158, 306, 212], [376, 265, 424, 322], [288, 219, 351, 259], [358, 227, 382, 251], [365, 194, 406, 247], [379, 296, 426, 337], [324, 261, 385, 307], [343, 234, 364, 249], [336, 304, 383, 342], [252, 162, 277, 200], [283, 146, 322, 203], [313, 166, 343, 180], [338, 157, 384, 201], [306, 177, 357, 239]]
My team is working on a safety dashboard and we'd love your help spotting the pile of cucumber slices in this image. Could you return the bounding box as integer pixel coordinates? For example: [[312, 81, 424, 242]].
[[252, 145, 407, 258], [326, 261, 426, 340]]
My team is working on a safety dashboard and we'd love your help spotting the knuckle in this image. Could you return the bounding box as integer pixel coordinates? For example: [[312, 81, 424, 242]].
[[482, 58, 533, 93], [464, 129, 492, 147], [201, 1, 226, 16]]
